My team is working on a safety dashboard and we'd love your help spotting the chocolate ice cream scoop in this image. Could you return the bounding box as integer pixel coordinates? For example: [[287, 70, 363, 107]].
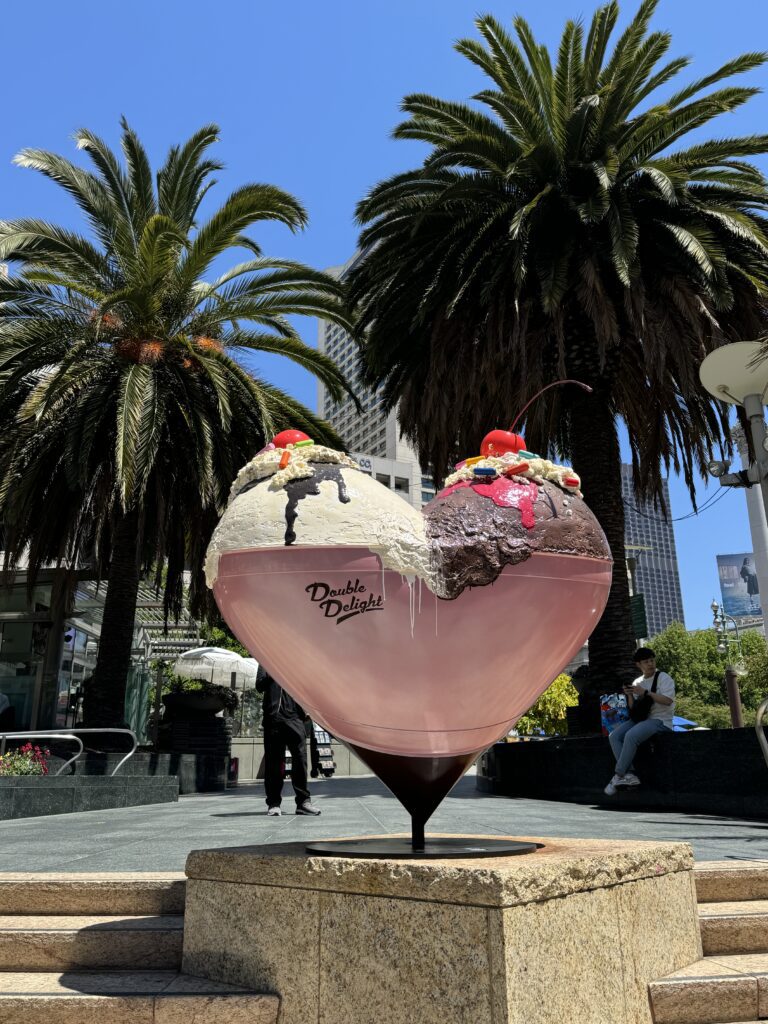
[[425, 473, 610, 601]]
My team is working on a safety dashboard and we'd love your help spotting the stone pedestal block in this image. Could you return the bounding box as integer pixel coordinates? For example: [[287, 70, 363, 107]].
[[182, 835, 701, 1024]]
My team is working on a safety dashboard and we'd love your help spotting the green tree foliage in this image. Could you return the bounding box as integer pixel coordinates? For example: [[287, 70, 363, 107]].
[[516, 674, 578, 735], [0, 121, 355, 725], [651, 621, 767, 727], [349, 0, 768, 689], [207, 625, 250, 660]]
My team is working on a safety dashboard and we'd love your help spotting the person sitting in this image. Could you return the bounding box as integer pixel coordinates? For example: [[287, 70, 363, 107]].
[[604, 647, 674, 796]]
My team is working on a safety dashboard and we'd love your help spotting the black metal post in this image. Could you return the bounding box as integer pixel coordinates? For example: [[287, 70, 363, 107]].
[[411, 814, 425, 851]]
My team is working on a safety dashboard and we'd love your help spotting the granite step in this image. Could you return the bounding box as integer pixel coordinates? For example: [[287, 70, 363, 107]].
[[0, 915, 183, 970], [0, 970, 279, 1023], [648, 953, 768, 1023], [0, 873, 185, 916], [700, 901, 768, 956], [695, 862, 768, 904]]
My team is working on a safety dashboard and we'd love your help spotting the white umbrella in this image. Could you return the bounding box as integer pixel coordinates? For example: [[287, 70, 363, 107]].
[[173, 647, 259, 687]]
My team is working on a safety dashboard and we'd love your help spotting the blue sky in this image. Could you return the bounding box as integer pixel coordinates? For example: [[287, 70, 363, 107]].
[[2, 0, 768, 629]]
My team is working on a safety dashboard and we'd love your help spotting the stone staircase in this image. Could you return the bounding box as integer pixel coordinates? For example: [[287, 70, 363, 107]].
[[1, 862, 765, 1023], [0, 873, 277, 1023], [649, 860, 768, 1023]]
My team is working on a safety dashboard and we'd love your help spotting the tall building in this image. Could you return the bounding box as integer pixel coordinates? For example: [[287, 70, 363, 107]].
[[621, 465, 685, 637], [317, 253, 435, 510]]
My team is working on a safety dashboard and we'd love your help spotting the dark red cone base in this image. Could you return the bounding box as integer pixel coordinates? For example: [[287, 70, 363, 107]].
[[348, 744, 479, 833]]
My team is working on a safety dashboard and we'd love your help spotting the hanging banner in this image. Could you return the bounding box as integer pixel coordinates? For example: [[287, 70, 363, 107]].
[[717, 552, 762, 619]]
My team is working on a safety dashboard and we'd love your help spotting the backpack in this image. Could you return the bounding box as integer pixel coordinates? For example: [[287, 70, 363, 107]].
[[628, 671, 660, 723]]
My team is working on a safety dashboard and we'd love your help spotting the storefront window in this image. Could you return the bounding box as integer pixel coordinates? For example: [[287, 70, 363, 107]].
[[0, 584, 51, 614], [0, 622, 47, 731], [56, 626, 98, 728]]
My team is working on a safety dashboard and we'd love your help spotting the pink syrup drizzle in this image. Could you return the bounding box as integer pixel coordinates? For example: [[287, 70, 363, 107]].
[[437, 477, 538, 529]]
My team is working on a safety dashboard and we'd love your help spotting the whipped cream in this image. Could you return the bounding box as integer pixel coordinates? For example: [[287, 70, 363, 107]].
[[443, 452, 581, 494], [229, 443, 360, 498]]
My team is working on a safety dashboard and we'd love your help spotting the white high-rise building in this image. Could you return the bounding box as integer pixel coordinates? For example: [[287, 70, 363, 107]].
[[317, 254, 435, 510]]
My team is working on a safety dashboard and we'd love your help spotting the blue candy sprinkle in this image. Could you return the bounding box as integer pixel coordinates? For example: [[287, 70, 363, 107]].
[[473, 467, 497, 476]]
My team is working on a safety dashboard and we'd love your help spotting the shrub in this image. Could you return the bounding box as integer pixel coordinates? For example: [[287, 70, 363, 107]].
[[675, 697, 739, 730], [516, 674, 577, 735]]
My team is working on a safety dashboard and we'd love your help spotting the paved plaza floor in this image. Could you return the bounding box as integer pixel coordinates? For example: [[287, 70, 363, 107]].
[[1, 774, 766, 871]]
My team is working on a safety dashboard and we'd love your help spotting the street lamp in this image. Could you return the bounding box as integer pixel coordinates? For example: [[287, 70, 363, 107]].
[[700, 341, 768, 624], [710, 598, 746, 671], [710, 598, 746, 728]]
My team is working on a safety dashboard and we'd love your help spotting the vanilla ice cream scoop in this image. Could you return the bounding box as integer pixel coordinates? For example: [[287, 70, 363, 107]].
[[205, 441, 433, 589]]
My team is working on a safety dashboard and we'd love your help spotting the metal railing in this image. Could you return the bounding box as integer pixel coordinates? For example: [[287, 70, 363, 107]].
[[0, 728, 138, 777], [757, 697, 768, 770]]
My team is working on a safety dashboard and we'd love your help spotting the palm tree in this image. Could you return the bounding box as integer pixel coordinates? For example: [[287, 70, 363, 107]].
[[0, 120, 355, 727], [349, 0, 768, 693]]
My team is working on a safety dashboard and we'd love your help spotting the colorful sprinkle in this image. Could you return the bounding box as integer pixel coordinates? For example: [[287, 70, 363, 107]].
[[473, 467, 497, 477], [279, 451, 291, 469], [564, 476, 580, 487], [293, 439, 314, 448], [504, 462, 530, 476], [517, 450, 539, 460], [465, 456, 485, 466]]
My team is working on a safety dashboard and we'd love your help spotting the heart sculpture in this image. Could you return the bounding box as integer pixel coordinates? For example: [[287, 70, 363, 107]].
[[206, 432, 612, 846]]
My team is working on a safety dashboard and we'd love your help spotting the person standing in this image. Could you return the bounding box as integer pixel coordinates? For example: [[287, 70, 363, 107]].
[[256, 666, 321, 816], [740, 557, 759, 611], [604, 647, 674, 796], [0, 690, 12, 730]]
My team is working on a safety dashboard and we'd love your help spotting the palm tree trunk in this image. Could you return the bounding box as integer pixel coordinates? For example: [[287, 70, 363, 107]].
[[569, 388, 637, 694], [84, 509, 140, 729]]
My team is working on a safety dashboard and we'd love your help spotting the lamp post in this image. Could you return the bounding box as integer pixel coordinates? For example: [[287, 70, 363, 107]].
[[710, 598, 744, 661], [710, 598, 745, 728], [700, 342, 768, 625]]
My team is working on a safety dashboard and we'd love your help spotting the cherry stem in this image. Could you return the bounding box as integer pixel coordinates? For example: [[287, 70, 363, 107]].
[[509, 379, 593, 433]]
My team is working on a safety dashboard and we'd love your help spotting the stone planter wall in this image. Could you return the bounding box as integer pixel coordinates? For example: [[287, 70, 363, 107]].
[[477, 727, 768, 817], [51, 751, 229, 794], [231, 739, 369, 781], [0, 775, 178, 820]]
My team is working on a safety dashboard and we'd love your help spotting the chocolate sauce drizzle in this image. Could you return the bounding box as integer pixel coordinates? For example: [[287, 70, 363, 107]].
[[284, 464, 350, 545]]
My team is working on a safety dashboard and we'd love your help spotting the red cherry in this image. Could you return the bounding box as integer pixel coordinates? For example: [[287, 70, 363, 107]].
[[480, 430, 526, 458], [272, 429, 311, 449]]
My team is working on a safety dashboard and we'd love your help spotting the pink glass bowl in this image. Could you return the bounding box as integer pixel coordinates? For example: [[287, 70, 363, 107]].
[[213, 545, 612, 757]]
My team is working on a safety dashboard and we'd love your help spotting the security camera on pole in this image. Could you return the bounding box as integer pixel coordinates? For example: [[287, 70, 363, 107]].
[[700, 341, 768, 625]]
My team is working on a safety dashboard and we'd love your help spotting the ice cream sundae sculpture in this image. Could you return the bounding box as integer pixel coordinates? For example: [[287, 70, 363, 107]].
[[206, 391, 612, 853]]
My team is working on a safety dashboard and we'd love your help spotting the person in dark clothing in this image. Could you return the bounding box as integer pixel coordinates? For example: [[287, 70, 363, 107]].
[[741, 557, 759, 610], [308, 719, 321, 779], [256, 666, 320, 816]]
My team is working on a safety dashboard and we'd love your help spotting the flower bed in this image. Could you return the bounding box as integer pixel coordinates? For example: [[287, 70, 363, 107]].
[[0, 743, 50, 776]]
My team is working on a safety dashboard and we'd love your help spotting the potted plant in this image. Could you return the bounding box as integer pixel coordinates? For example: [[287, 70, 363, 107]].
[[162, 677, 240, 719]]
